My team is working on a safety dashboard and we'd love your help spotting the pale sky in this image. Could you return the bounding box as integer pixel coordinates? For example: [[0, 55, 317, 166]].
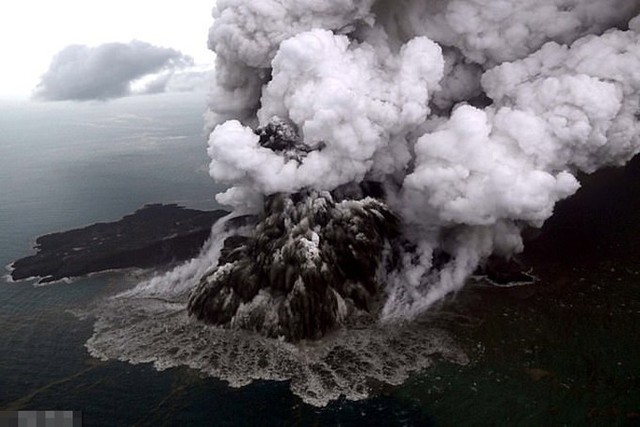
[[0, 1, 215, 100]]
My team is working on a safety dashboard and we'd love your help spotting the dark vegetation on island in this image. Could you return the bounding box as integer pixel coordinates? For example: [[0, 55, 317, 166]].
[[10, 204, 228, 284], [508, 153, 640, 272]]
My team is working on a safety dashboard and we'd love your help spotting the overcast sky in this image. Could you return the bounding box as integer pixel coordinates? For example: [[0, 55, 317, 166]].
[[0, 1, 215, 100]]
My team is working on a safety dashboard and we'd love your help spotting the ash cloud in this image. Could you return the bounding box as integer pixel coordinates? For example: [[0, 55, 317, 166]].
[[84, 0, 640, 405], [35, 41, 195, 101], [203, 0, 640, 322]]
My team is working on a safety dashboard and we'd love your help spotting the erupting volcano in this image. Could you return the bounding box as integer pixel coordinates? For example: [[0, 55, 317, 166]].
[[189, 0, 640, 338], [87, 0, 640, 407]]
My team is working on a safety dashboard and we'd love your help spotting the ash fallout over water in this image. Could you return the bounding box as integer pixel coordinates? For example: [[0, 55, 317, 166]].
[[88, 0, 640, 405]]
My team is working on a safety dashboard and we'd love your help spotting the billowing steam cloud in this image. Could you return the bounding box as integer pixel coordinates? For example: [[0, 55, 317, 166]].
[[203, 0, 640, 322], [35, 41, 195, 101], [86, 0, 640, 406]]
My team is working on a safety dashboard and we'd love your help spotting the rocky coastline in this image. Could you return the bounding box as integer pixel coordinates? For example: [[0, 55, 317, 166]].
[[10, 204, 229, 284]]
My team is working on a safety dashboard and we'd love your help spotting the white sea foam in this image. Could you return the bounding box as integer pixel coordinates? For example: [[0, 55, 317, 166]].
[[86, 211, 467, 406], [87, 290, 467, 407]]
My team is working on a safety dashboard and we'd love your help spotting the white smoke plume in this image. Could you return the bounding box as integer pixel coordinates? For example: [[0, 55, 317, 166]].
[[82, 0, 640, 407], [203, 0, 640, 321]]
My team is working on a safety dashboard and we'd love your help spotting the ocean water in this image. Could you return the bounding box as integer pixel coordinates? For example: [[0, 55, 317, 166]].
[[0, 94, 436, 425], [1, 93, 639, 426]]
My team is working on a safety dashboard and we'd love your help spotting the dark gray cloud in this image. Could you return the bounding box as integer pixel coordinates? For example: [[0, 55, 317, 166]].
[[35, 41, 194, 101]]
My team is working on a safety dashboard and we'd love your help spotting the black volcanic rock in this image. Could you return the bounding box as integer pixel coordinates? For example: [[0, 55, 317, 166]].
[[11, 204, 229, 283], [255, 117, 320, 162], [188, 118, 400, 341], [188, 189, 399, 341]]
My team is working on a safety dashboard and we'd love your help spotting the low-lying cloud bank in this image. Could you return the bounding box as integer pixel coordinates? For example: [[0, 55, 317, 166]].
[[34, 40, 210, 101]]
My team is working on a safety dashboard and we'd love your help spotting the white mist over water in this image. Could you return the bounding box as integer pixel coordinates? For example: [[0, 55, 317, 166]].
[[118, 215, 238, 299]]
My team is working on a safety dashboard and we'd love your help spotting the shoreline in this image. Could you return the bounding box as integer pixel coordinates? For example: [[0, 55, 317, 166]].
[[8, 204, 229, 285]]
